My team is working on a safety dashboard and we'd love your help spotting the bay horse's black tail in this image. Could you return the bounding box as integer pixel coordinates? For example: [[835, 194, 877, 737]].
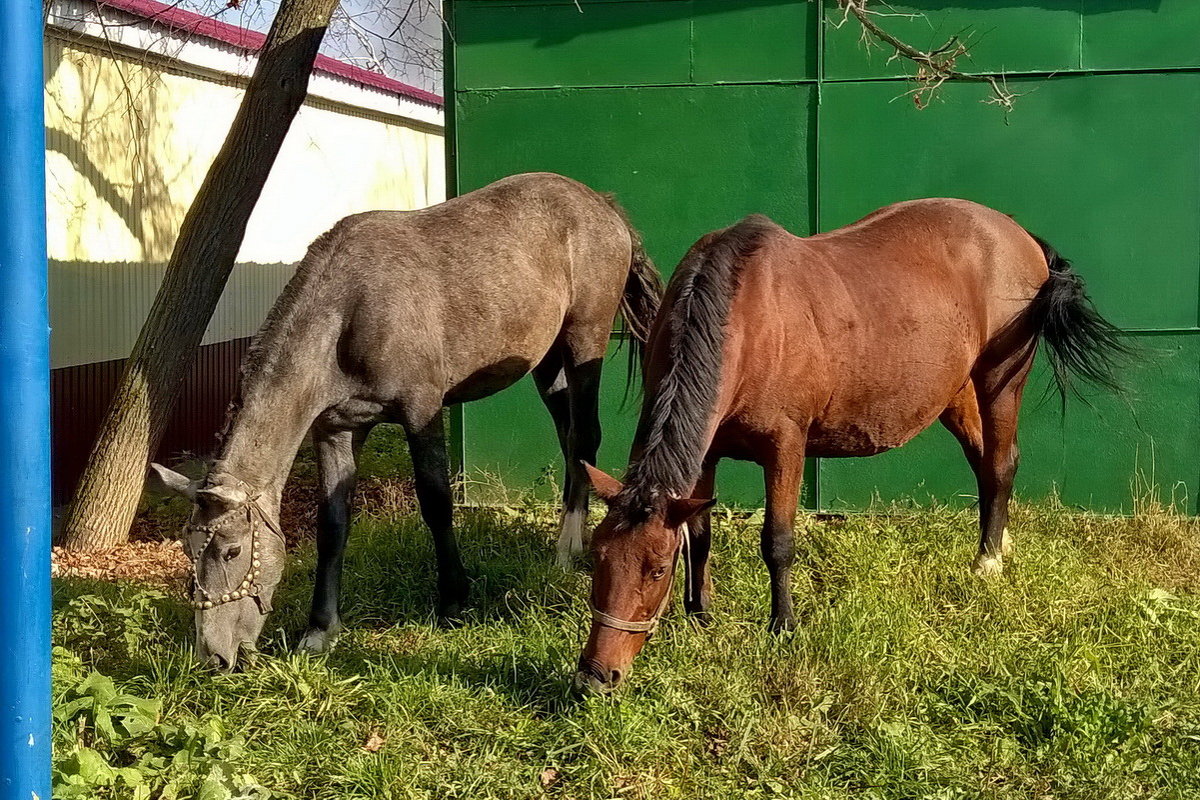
[[604, 195, 664, 394], [1026, 233, 1131, 407]]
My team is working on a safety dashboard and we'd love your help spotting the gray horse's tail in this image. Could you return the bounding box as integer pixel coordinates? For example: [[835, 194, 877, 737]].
[[604, 196, 664, 395], [1026, 232, 1131, 409]]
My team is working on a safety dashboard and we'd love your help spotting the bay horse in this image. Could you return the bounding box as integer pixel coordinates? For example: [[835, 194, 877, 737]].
[[149, 173, 662, 669], [576, 199, 1127, 693]]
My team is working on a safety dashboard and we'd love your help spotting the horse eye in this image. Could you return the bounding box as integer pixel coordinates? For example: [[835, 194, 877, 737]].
[[223, 545, 243, 562], [650, 566, 667, 581]]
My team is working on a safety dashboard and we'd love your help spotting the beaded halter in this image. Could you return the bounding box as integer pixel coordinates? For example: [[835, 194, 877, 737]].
[[188, 488, 283, 614]]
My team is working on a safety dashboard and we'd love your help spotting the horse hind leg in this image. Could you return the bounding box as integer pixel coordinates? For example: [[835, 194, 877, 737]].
[[537, 330, 606, 569], [942, 380, 1020, 577], [975, 383, 1022, 576], [561, 354, 603, 560]]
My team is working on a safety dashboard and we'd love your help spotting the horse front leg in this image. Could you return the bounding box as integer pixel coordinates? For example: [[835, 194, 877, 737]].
[[762, 442, 806, 632], [683, 458, 718, 622], [300, 425, 369, 654]]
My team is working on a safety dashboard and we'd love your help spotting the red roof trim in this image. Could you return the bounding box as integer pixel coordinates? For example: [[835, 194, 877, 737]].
[[96, 0, 443, 107]]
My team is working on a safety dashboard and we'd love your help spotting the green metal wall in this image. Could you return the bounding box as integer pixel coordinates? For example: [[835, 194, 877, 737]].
[[446, 0, 1200, 514]]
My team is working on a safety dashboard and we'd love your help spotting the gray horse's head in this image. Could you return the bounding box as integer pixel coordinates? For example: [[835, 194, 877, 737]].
[[149, 464, 287, 669]]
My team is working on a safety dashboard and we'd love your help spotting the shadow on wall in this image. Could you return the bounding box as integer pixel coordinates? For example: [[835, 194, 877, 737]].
[[453, 0, 1165, 48], [44, 36, 224, 505], [44, 36, 195, 263]]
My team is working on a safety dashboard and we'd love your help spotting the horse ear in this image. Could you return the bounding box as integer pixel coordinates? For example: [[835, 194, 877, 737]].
[[667, 497, 716, 528], [582, 462, 623, 502], [147, 463, 200, 500]]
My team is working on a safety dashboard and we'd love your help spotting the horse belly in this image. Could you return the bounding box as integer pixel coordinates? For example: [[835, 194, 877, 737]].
[[445, 354, 543, 404], [805, 374, 964, 458], [806, 413, 937, 458], [442, 304, 566, 404]]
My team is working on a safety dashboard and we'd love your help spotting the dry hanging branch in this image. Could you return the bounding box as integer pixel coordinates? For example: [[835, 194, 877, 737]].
[[835, 0, 1019, 112]]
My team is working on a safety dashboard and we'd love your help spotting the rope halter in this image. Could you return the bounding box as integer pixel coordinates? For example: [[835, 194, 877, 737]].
[[588, 522, 690, 636], [187, 487, 284, 615]]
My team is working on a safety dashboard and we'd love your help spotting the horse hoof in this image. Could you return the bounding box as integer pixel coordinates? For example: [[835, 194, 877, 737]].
[[971, 553, 1004, 577], [297, 628, 338, 654], [437, 594, 468, 621], [769, 616, 797, 634], [1001, 527, 1015, 557]]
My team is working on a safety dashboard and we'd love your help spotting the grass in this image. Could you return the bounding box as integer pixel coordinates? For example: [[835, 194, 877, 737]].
[[52, 440, 1200, 798]]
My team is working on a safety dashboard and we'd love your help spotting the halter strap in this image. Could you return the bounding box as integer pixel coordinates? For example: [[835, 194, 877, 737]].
[[590, 606, 660, 633], [588, 522, 689, 636]]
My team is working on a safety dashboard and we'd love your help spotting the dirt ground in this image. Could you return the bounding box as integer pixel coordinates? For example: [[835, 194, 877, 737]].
[[51, 474, 415, 589]]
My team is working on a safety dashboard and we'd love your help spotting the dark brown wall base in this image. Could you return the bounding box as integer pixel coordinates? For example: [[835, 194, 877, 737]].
[[52, 337, 251, 505]]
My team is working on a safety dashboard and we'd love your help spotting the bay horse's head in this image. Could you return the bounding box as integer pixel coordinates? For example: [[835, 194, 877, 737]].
[[575, 464, 714, 694], [149, 463, 287, 670]]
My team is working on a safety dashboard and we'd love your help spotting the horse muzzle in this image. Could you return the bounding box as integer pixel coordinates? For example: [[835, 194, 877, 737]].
[[574, 658, 627, 695]]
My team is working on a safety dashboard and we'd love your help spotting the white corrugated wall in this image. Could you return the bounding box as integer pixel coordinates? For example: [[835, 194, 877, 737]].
[[44, 30, 445, 369]]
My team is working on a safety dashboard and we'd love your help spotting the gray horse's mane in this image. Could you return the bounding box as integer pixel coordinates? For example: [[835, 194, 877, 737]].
[[216, 224, 345, 452]]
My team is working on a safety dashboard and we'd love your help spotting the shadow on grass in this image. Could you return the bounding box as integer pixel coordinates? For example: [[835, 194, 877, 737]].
[[271, 506, 579, 627], [53, 576, 195, 681], [256, 505, 592, 715]]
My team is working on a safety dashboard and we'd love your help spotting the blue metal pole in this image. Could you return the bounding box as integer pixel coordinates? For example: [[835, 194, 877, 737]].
[[0, 0, 51, 794]]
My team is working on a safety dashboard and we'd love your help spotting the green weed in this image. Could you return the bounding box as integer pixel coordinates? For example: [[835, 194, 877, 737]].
[[53, 494, 1200, 799]]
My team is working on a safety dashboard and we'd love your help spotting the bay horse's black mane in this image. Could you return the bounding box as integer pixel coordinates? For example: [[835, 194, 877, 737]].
[[615, 215, 779, 523]]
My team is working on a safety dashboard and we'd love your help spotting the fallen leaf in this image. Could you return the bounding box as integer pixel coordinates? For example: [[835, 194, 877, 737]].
[[363, 730, 385, 753], [539, 768, 560, 788]]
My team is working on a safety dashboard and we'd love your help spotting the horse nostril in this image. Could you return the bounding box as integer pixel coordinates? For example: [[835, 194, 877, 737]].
[[609, 668, 623, 686], [578, 657, 606, 682], [206, 652, 232, 671]]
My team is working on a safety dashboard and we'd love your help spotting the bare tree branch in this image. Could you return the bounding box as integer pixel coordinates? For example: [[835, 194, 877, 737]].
[[836, 0, 1020, 112]]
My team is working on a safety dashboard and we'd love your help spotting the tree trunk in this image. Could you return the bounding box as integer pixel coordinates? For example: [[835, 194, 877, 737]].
[[61, 0, 341, 551]]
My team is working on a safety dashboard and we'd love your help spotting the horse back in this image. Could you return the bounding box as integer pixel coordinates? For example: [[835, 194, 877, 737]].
[[290, 173, 635, 406], [716, 199, 1049, 458]]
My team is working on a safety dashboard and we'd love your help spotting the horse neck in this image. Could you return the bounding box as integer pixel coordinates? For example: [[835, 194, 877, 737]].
[[213, 313, 339, 501], [214, 388, 319, 504], [624, 356, 724, 504], [625, 217, 773, 500]]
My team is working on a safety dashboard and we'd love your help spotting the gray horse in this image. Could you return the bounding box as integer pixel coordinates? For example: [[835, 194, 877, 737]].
[[151, 173, 662, 669]]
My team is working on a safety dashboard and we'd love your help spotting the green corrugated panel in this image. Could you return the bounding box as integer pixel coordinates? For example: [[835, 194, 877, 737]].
[[817, 74, 1200, 332], [449, 0, 1200, 515], [455, 82, 816, 506], [454, 1, 693, 89], [1083, 0, 1200, 70], [819, 334, 1200, 514], [456, 84, 816, 274], [822, 0, 1082, 80], [455, 0, 817, 89], [691, 0, 817, 82]]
